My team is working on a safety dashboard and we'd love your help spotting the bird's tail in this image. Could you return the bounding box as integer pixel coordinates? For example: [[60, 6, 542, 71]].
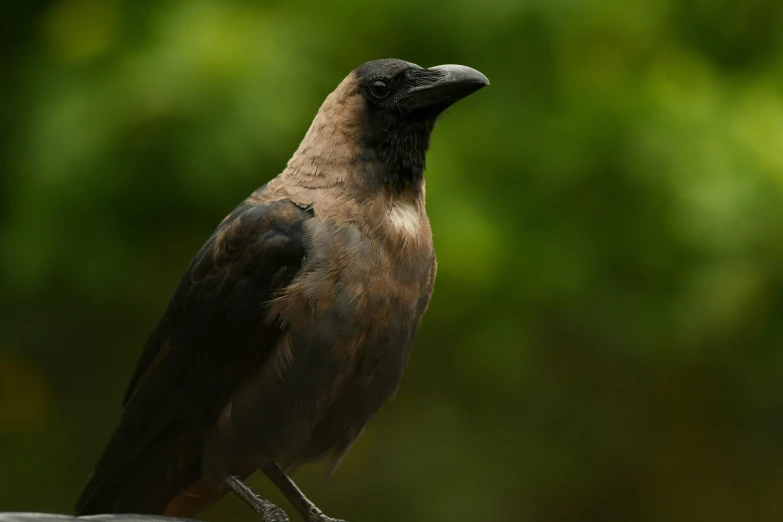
[[74, 428, 201, 517], [74, 470, 124, 516]]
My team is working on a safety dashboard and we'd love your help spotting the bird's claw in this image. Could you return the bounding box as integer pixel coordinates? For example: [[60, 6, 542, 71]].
[[308, 506, 347, 522], [264, 505, 290, 522]]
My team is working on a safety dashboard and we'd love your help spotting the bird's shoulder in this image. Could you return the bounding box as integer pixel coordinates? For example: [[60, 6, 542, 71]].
[[199, 195, 313, 275]]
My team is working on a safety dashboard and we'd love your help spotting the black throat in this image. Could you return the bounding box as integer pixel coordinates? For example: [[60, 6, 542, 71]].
[[359, 113, 436, 193]]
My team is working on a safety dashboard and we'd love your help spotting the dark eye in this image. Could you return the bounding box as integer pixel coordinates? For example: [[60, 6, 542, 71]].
[[369, 80, 390, 99]]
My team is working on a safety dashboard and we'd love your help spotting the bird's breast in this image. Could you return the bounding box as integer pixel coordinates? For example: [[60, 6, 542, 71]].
[[388, 201, 421, 238], [270, 204, 434, 347], [209, 202, 436, 473]]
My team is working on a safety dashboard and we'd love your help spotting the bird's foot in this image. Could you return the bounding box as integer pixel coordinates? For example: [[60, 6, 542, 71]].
[[257, 503, 290, 522], [225, 475, 290, 522], [308, 506, 347, 522]]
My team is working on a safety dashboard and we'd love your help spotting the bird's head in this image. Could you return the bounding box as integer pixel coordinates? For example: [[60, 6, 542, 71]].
[[289, 59, 489, 193], [353, 59, 489, 120]]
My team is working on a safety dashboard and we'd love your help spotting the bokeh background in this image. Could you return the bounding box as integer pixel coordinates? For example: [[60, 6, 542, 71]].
[[3, 1, 783, 521]]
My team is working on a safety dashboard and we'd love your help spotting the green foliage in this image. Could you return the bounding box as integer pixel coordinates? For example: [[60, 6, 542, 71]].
[[2, 1, 783, 521]]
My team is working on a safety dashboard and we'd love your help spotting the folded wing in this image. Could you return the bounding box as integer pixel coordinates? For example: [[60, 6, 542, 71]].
[[75, 197, 313, 515]]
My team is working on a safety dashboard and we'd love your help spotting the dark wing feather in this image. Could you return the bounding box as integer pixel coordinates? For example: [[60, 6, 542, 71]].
[[75, 197, 312, 515]]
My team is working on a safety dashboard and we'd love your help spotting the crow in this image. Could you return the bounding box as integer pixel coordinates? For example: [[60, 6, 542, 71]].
[[75, 58, 488, 522]]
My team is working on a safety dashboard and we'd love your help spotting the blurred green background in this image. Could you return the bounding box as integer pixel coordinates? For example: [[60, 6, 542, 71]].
[[2, 0, 783, 521]]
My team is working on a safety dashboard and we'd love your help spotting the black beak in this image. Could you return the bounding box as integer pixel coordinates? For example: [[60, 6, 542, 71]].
[[400, 64, 489, 114]]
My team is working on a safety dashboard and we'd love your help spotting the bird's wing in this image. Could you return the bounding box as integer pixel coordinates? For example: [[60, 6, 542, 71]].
[[76, 196, 312, 515]]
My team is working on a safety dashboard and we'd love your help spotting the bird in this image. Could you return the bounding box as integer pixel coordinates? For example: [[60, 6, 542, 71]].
[[74, 58, 488, 522]]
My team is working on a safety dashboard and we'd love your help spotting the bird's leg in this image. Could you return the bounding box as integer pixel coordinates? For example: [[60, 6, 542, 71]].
[[224, 475, 290, 522], [262, 463, 348, 522]]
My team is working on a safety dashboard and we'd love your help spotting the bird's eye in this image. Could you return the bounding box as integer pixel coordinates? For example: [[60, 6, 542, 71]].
[[369, 80, 390, 99]]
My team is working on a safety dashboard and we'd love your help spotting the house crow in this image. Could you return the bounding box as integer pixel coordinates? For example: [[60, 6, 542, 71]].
[[74, 58, 488, 522]]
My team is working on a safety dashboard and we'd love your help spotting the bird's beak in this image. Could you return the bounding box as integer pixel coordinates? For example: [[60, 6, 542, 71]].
[[400, 64, 489, 114]]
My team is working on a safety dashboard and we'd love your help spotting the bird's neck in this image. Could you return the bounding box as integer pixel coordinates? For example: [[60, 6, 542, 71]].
[[286, 152, 426, 197], [285, 135, 428, 198], [360, 116, 433, 195], [285, 96, 432, 196], [364, 141, 427, 194]]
